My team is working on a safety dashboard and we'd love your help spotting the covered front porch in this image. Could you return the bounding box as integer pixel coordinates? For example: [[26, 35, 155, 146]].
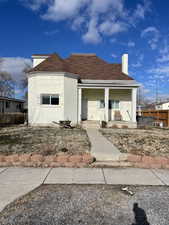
[[78, 86, 137, 127]]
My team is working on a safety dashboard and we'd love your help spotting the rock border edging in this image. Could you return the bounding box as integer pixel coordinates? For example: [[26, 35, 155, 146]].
[[0, 153, 94, 168], [126, 154, 169, 169], [0, 153, 168, 169]]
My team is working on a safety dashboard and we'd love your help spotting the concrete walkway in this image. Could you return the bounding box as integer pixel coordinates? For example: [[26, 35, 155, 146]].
[[0, 167, 169, 212], [86, 128, 121, 161]]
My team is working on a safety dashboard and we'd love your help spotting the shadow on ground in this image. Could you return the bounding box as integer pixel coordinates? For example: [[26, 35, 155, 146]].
[[132, 203, 150, 225]]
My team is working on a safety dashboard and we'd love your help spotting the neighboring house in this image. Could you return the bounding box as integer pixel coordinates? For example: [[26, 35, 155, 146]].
[[137, 103, 155, 111], [155, 101, 169, 110], [28, 53, 140, 127], [0, 96, 24, 113]]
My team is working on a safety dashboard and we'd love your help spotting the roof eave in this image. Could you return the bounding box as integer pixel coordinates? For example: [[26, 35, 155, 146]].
[[27, 71, 79, 79], [80, 79, 140, 87]]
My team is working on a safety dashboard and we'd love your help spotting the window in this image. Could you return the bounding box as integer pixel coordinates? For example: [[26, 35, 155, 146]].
[[42, 95, 50, 105], [16, 103, 22, 110], [51, 95, 59, 105], [6, 101, 10, 108], [109, 100, 119, 109], [41, 94, 59, 105], [99, 100, 105, 108]]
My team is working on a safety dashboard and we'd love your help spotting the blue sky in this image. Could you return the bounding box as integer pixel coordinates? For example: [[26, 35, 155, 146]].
[[0, 0, 169, 101]]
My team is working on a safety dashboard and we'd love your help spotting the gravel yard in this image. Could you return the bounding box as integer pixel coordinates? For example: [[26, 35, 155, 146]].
[[0, 184, 169, 225], [0, 126, 90, 155], [101, 128, 169, 157]]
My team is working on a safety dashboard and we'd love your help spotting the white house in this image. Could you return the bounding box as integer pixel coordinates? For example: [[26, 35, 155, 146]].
[[155, 101, 169, 110], [28, 53, 140, 127]]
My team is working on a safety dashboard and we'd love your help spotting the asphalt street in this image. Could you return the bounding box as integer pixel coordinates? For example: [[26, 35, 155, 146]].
[[0, 184, 168, 225]]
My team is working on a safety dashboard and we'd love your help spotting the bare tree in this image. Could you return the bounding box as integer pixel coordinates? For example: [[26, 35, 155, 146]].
[[20, 63, 31, 100], [0, 71, 15, 97], [137, 86, 155, 109]]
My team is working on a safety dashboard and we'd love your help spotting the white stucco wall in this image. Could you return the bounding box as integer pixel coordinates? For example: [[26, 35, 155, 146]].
[[28, 73, 65, 125], [28, 73, 78, 125], [64, 76, 78, 123], [82, 88, 132, 121]]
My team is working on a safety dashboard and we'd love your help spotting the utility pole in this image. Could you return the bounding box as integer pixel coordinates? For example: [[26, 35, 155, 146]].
[[155, 79, 159, 104]]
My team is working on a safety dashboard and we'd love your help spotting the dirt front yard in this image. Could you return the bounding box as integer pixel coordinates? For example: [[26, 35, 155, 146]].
[[0, 126, 90, 155], [101, 128, 169, 157]]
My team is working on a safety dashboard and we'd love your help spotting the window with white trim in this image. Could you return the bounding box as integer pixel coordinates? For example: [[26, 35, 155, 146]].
[[41, 94, 59, 105], [109, 100, 119, 109]]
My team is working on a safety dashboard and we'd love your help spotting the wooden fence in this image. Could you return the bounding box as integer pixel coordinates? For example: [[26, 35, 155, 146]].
[[0, 113, 26, 126], [140, 110, 169, 127]]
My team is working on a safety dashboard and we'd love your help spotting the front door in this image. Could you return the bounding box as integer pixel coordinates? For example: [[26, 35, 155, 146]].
[[82, 98, 88, 120]]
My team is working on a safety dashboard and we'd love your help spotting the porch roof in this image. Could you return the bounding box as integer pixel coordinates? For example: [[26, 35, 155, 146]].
[[78, 79, 140, 88]]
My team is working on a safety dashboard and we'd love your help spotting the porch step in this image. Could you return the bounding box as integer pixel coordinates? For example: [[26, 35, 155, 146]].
[[82, 121, 100, 129]]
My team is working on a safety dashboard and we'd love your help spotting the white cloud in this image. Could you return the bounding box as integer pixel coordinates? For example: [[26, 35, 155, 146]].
[[148, 65, 169, 75], [133, 0, 151, 20], [21, 0, 152, 44], [82, 17, 101, 44], [0, 57, 32, 82], [89, 0, 124, 16], [71, 16, 85, 30], [99, 20, 127, 36], [128, 41, 135, 47], [111, 54, 117, 58], [141, 27, 158, 37], [157, 42, 169, 63], [132, 62, 142, 68], [20, 0, 48, 11], [141, 26, 160, 50], [139, 84, 151, 95], [157, 55, 169, 63], [146, 60, 169, 88], [131, 53, 144, 68], [42, 0, 87, 21]]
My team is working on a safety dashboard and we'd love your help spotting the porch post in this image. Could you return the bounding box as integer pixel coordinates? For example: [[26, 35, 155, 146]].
[[105, 88, 109, 122], [131, 88, 137, 122], [78, 88, 82, 123]]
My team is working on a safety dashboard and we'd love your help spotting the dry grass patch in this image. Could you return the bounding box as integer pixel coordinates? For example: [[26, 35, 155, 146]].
[[0, 126, 90, 155], [100, 128, 169, 157]]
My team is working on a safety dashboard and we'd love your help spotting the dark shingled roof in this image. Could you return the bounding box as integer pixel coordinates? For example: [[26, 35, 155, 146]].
[[29, 53, 133, 80]]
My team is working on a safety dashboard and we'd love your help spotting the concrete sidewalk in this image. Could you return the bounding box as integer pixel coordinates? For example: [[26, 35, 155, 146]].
[[86, 128, 121, 161], [0, 167, 168, 212]]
